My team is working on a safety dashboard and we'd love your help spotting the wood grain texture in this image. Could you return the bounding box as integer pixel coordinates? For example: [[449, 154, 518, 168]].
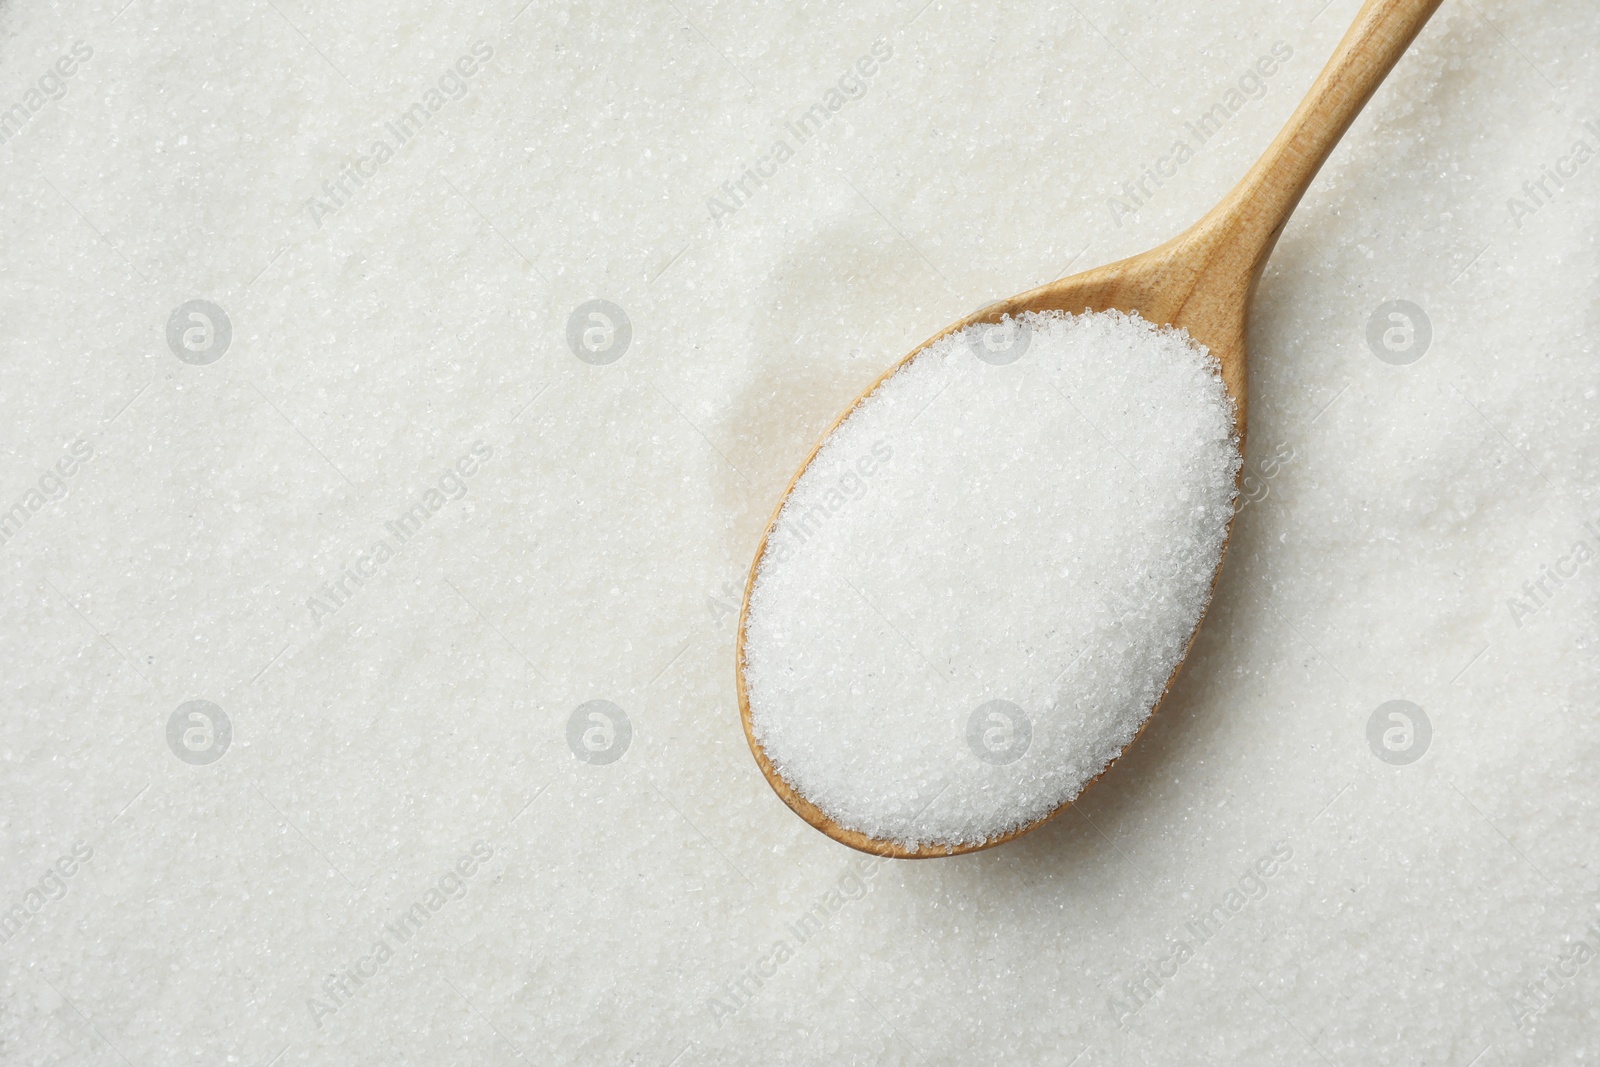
[[738, 0, 1444, 859]]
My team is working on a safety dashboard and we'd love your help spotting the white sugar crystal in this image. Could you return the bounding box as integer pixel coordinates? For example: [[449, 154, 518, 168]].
[[744, 310, 1242, 848], [5, 0, 1600, 1061]]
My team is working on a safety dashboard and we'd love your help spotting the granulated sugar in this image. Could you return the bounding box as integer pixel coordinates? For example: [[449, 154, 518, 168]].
[[744, 310, 1242, 849], [8, 0, 1599, 1060]]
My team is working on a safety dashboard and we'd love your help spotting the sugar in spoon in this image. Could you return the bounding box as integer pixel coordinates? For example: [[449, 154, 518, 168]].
[[739, 0, 1444, 857]]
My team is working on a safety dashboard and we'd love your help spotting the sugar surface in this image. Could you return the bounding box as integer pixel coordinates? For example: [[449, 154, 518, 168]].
[[5, 0, 1600, 1062], [745, 311, 1241, 848]]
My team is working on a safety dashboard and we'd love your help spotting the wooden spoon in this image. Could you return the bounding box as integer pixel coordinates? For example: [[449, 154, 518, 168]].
[[738, 0, 1443, 858]]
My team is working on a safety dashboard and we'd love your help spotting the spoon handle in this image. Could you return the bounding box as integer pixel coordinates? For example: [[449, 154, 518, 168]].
[[1201, 0, 1444, 275]]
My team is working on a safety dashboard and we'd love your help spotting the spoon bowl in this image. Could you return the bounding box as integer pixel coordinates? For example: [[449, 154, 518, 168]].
[[739, 0, 1443, 858]]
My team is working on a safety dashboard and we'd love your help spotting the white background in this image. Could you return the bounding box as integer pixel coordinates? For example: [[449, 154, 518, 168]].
[[2, 0, 1597, 1063]]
